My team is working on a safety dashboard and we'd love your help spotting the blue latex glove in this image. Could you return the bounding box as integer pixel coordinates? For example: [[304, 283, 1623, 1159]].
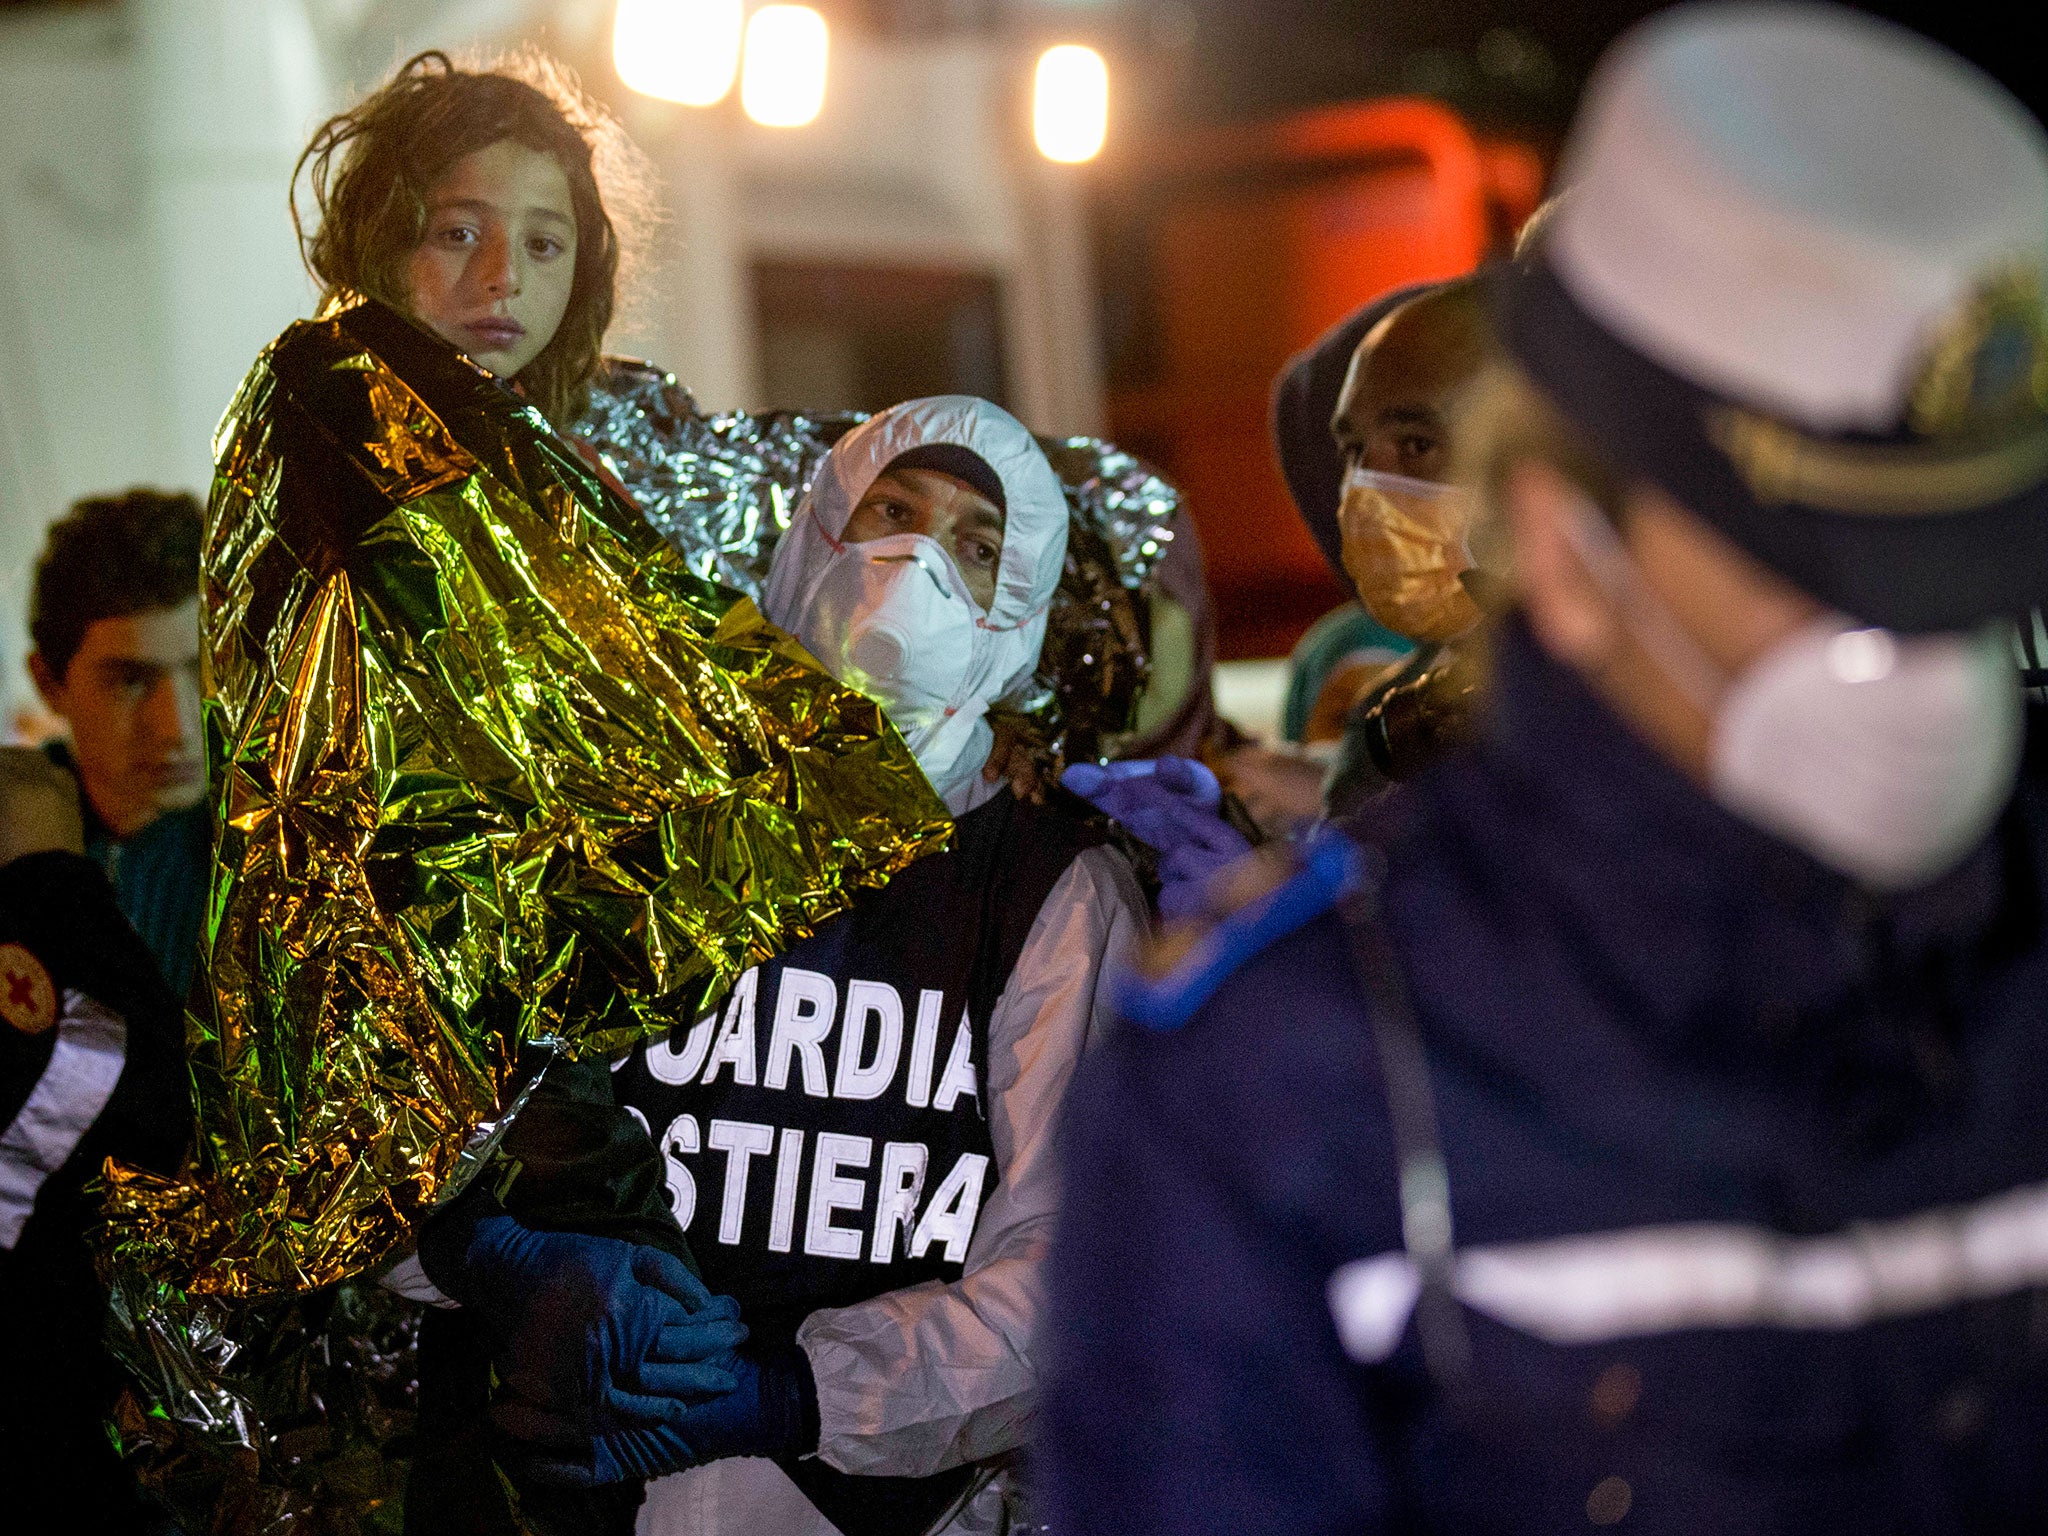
[[505, 1338, 818, 1488], [420, 1188, 747, 1484], [1063, 756, 1253, 919]]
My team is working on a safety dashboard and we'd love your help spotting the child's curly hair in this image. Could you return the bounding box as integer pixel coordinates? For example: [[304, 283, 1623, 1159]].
[[293, 50, 644, 426]]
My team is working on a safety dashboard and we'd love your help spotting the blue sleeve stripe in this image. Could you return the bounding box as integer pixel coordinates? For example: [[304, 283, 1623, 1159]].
[[1119, 832, 1370, 1033]]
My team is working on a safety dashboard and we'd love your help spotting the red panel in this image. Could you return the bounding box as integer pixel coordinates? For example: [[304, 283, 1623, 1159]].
[[1108, 99, 1540, 658]]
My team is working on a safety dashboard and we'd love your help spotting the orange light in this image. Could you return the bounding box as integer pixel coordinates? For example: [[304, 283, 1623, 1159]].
[[742, 5, 830, 129]]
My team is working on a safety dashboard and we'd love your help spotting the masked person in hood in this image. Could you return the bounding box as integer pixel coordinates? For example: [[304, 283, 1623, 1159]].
[[763, 402, 1060, 812], [615, 395, 1147, 1536], [1043, 6, 2048, 1534], [1175, 278, 1495, 842], [1317, 277, 1495, 820], [1069, 282, 1495, 900]]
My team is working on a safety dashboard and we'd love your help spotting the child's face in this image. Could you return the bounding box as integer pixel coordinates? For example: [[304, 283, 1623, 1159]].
[[407, 139, 578, 381]]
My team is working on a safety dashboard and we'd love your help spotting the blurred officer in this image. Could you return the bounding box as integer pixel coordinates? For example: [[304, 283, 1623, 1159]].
[[2, 491, 204, 1531], [1042, 6, 2048, 1534]]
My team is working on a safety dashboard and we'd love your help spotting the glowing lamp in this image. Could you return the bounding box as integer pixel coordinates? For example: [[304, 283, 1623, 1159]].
[[613, 0, 744, 107], [1034, 44, 1108, 164], [742, 6, 830, 129]]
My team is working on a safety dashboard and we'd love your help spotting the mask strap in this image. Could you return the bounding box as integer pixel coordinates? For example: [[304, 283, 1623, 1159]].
[[1334, 863, 1471, 1394], [1556, 495, 1727, 713], [789, 536, 848, 642]]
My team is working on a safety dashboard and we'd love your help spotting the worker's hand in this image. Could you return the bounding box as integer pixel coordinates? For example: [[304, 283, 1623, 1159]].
[[1063, 756, 1253, 919], [420, 1186, 746, 1485], [508, 1338, 819, 1486], [0, 749, 85, 868]]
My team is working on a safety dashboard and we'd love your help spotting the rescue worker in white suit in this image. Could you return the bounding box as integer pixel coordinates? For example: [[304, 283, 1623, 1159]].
[[614, 396, 1147, 1536]]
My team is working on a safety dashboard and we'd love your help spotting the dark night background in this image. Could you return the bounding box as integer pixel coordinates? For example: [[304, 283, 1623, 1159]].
[[1096, 0, 2038, 137], [1, 2, 2029, 133]]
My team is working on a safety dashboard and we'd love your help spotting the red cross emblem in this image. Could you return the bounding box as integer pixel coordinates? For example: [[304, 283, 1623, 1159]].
[[0, 943, 56, 1035]]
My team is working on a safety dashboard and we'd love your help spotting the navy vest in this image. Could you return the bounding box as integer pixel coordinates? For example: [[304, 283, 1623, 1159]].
[[612, 788, 1103, 1534]]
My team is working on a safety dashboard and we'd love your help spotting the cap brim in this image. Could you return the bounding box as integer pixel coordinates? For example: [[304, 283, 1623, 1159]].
[[1490, 261, 2048, 633]]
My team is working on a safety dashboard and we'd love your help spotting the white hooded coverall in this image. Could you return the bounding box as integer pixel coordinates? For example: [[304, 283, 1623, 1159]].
[[636, 398, 1146, 1536]]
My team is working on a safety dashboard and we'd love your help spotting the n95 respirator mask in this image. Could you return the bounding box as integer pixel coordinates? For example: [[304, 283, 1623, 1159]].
[[1562, 497, 2022, 891], [792, 533, 987, 798]]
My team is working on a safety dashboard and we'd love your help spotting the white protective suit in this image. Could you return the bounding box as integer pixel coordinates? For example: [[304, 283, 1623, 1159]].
[[639, 399, 1146, 1535], [759, 396, 1069, 815]]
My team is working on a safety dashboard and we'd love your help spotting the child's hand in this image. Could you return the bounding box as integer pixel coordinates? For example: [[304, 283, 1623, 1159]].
[[983, 716, 1051, 803]]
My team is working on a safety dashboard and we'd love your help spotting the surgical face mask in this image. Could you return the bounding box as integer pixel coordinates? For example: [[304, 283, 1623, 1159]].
[[792, 532, 985, 794], [1562, 500, 2023, 891], [1338, 465, 1482, 644]]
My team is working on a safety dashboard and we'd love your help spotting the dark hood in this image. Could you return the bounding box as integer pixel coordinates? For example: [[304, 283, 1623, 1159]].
[[1269, 285, 1433, 580]]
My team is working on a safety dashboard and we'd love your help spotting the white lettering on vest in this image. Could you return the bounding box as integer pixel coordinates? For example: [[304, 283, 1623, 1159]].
[[931, 1015, 979, 1114], [660, 1112, 701, 1227], [911, 1152, 989, 1265], [835, 979, 905, 1101], [769, 1127, 805, 1254], [806, 1132, 873, 1260], [905, 989, 945, 1108], [650, 1010, 718, 1085], [872, 1141, 929, 1264], [766, 968, 837, 1096], [701, 970, 760, 1087], [708, 1118, 773, 1244]]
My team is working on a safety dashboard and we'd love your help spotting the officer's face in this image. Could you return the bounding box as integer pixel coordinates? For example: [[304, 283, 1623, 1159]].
[[1506, 464, 1824, 780], [32, 599, 204, 838], [844, 468, 1007, 612]]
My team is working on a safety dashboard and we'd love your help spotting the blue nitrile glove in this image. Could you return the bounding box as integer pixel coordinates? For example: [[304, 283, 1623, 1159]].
[[1063, 756, 1254, 919], [505, 1338, 819, 1487], [419, 1186, 747, 1484]]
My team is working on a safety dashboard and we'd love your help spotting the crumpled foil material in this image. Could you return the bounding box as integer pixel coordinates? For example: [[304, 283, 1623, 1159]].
[[99, 300, 949, 1304], [106, 1269, 418, 1535], [572, 359, 1180, 761], [94, 330, 1176, 1533]]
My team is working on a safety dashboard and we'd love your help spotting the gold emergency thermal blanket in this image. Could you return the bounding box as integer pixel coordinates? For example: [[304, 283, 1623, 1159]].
[[99, 300, 950, 1300]]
